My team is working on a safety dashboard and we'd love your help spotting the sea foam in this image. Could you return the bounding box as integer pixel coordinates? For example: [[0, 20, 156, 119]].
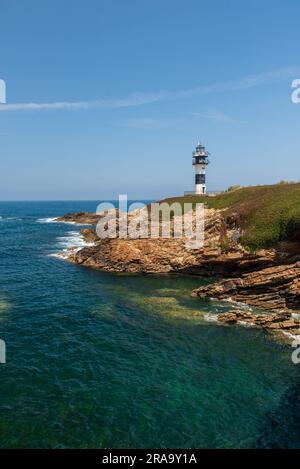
[[49, 230, 96, 260], [37, 217, 91, 226], [0, 216, 22, 222], [37, 217, 59, 224]]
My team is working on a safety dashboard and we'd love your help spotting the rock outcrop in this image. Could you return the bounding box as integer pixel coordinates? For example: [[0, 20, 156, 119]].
[[63, 208, 277, 275], [80, 228, 98, 244], [56, 212, 104, 225], [217, 310, 300, 335], [192, 262, 300, 312], [56, 208, 300, 325]]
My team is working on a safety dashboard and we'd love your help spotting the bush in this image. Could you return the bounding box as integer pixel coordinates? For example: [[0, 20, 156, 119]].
[[164, 182, 300, 251], [226, 185, 241, 192]]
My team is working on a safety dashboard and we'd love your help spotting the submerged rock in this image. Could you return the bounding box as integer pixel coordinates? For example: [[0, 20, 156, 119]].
[[217, 309, 300, 335]]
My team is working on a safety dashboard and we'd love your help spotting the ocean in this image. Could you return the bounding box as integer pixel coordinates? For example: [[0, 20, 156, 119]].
[[0, 201, 300, 448]]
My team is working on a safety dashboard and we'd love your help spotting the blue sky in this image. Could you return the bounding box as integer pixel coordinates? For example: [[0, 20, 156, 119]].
[[0, 0, 300, 200]]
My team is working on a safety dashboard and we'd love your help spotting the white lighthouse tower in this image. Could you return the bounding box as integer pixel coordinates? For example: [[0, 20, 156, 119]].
[[192, 142, 210, 194]]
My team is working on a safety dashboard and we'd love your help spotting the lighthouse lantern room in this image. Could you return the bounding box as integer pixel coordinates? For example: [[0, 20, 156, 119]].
[[192, 142, 210, 194]]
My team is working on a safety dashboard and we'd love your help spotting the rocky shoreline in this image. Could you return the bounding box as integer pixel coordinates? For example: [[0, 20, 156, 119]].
[[57, 209, 278, 275], [56, 212, 104, 225], [54, 209, 300, 339], [192, 262, 300, 312], [217, 310, 300, 334]]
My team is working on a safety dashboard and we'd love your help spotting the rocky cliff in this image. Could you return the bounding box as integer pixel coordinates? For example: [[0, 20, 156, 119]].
[[62, 207, 276, 275], [55, 184, 300, 336]]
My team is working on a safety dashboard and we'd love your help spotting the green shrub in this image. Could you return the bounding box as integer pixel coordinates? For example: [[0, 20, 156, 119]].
[[226, 184, 241, 192], [163, 183, 300, 250]]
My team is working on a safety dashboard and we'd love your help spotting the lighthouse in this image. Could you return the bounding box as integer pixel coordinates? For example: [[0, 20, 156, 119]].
[[192, 142, 210, 194]]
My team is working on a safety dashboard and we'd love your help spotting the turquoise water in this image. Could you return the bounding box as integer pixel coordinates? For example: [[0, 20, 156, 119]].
[[0, 201, 300, 449]]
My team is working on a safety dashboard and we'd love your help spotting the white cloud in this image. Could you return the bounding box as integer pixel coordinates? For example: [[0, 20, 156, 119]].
[[0, 66, 298, 112], [178, 65, 300, 97], [192, 110, 247, 124], [0, 92, 163, 112]]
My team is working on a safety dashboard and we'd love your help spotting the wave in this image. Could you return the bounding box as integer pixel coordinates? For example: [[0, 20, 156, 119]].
[[56, 231, 95, 250], [36, 217, 59, 224], [238, 320, 255, 328], [282, 330, 300, 341], [203, 313, 219, 322], [37, 217, 90, 226], [49, 230, 96, 260], [0, 216, 22, 222], [222, 297, 254, 311], [48, 252, 71, 260]]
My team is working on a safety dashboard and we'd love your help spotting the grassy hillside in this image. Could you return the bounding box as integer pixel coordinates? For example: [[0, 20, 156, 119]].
[[163, 183, 300, 251]]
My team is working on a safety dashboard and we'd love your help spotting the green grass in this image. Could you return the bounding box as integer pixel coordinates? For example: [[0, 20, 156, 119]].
[[162, 183, 300, 251]]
